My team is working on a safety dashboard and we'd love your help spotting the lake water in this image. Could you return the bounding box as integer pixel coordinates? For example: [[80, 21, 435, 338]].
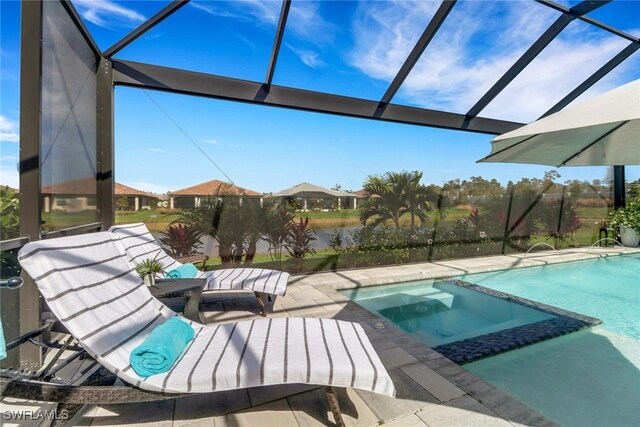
[[153, 225, 361, 258]]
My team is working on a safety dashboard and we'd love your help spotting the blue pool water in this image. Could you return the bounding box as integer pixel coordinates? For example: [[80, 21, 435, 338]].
[[342, 280, 554, 347], [461, 254, 640, 427], [459, 254, 640, 339]]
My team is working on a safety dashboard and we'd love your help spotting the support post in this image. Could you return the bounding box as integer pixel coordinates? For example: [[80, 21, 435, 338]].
[[14, 0, 44, 367], [502, 187, 515, 255], [614, 165, 625, 209], [97, 58, 115, 229]]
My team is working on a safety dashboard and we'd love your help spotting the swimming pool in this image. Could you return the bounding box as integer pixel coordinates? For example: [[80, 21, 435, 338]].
[[461, 253, 640, 427]]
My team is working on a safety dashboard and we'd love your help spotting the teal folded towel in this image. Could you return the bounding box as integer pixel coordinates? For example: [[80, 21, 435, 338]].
[[130, 317, 195, 378], [165, 263, 198, 279], [0, 320, 6, 360]]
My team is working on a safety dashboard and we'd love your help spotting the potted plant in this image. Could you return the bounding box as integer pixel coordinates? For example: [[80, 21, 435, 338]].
[[135, 254, 166, 287], [608, 199, 640, 247]]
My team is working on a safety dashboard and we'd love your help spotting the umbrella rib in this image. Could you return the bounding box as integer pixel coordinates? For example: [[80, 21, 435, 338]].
[[558, 121, 629, 167], [479, 134, 539, 162]]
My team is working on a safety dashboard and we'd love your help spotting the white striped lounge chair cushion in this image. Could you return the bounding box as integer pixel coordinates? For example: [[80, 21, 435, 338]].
[[109, 223, 289, 296], [18, 232, 395, 397]]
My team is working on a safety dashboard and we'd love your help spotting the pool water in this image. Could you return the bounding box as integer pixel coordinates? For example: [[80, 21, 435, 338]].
[[461, 254, 640, 427], [459, 254, 640, 338], [342, 280, 554, 347]]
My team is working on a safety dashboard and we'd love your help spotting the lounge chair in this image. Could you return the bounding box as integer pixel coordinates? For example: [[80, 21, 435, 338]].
[[8, 232, 394, 426], [109, 223, 288, 316]]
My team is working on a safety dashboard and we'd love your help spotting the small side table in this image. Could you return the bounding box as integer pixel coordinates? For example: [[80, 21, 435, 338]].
[[598, 225, 617, 246], [150, 278, 206, 324]]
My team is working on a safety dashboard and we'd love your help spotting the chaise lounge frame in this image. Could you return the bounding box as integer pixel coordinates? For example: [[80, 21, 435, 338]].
[[0, 325, 344, 426], [109, 223, 284, 316]]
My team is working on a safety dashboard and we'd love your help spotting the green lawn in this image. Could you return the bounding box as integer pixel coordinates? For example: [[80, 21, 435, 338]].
[[115, 210, 179, 232], [42, 211, 99, 232]]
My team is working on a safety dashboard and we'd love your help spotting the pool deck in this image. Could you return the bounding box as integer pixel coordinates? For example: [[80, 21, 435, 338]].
[[3, 247, 638, 427]]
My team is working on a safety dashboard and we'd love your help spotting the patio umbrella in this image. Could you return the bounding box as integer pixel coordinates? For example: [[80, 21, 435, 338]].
[[478, 79, 640, 167]]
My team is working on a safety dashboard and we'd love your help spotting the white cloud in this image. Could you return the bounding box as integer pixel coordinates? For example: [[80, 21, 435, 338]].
[[350, 1, 555, 111], [0, 155, 17, 161], [202, 139, 218, 145], [0, 132, 19, 143], [189, 2, 244, 20], [287, 1, 335, 44], [0, 115, 19, 142], [148, 148, 169, 154], [73, 0, 145, 28], [190, 0, 332, 43], [481, 32, 632, 122], [190, 0, 279, 25], [348, 1, 639, 123], [349, 0, 442, 81], [285, 43, 324, 68]]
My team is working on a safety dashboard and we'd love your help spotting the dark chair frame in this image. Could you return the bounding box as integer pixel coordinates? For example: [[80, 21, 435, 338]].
[[1, 321, 345, 427]]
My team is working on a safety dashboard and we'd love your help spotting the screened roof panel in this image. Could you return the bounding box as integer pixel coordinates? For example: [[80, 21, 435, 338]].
[[271, 0, 439, 101], [558, 1, 584, 6], [567, 49, 640, 107], [109, 1, 277, 82], [71, 0, 164, 51], [67, 0, 637, 136], [482, 20, 633, 123], [394, 0, 560, 114], [585, 0, 640, 38]]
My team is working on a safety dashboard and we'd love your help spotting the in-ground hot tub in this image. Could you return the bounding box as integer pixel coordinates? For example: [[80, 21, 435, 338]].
[[342, 278, 600, 363]]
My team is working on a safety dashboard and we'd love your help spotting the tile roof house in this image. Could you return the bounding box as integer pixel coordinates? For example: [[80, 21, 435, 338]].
[[271, 182, 358, 210], [168, 179, 262, 209], [41, 177, 98, 213], [115, 183, 159, 211]]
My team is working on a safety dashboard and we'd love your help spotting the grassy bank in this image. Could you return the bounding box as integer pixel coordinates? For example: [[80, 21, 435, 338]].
[[113, 204, 609, 234]]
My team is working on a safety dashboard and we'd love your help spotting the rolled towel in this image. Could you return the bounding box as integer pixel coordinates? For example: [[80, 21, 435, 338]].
[[130, 317, 195, 378], [0, 320, 6, 360], [165, 263, 198, 279]]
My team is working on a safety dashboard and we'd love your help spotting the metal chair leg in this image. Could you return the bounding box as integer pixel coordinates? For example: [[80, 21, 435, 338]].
[[324, 386, 345, 427], [254, 291, 269, 317], [51, 402, 84, 427]]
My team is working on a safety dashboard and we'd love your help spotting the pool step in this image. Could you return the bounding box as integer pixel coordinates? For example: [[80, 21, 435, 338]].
[[379, 291, 455, 321]]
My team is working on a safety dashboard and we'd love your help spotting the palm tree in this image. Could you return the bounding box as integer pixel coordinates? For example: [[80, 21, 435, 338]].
[[360, 171, 434, 228], [176, 192, 264, 267]]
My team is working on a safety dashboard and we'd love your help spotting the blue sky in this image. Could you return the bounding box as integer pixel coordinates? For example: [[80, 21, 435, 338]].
[[1, 0, 639, 194]]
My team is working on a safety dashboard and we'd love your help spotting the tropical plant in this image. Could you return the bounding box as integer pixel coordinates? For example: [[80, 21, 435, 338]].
[[135, 257, 166, 277], [1, 187, 21, 279], [115, 196, 129, 211], [176, 192, 265, 267], [262, 207, 295, 267], [159, 224, 203, 257], [135, 252, 166, 286], [1, 186, 20, 239], [286, 217, 316, 273], [627, 179, 640, 202], [608, 199, 640, 234], [360, 171, 435, 228], [538, 199, 582, 247]]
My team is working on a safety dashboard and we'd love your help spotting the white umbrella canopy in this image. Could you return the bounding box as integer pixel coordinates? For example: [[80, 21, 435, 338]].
[[479, 79, 640, 167]]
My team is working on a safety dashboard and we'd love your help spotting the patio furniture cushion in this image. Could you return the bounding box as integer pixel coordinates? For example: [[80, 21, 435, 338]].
[[109, 223, 289, 296], [18, 232, 395, 397]]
